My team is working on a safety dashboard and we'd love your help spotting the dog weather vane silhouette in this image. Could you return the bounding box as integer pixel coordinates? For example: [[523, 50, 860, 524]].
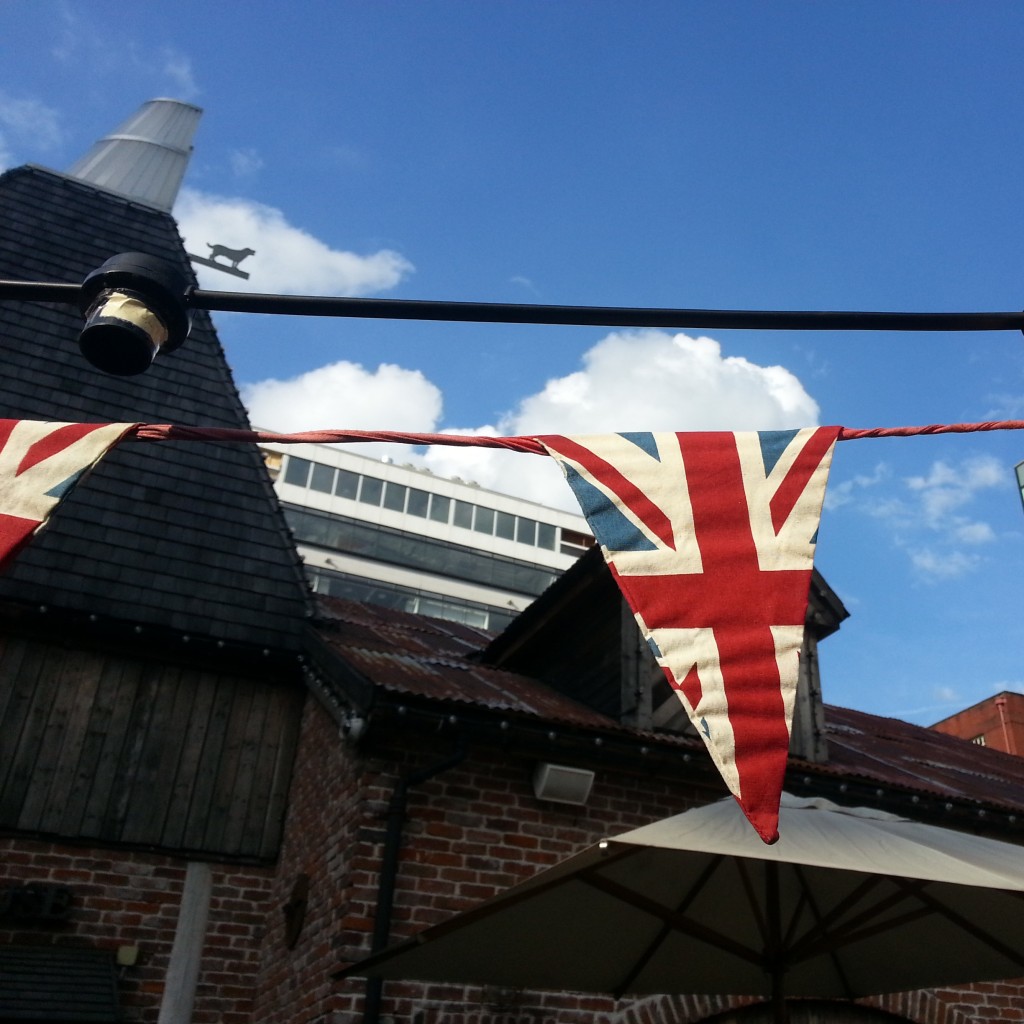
[[186, 242, 256, 280]]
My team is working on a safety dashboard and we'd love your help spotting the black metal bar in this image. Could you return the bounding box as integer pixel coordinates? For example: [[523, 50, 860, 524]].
[[0, 281, 81, 303], [192, 291, 1024, 332], [2, 276, 1023, 332]]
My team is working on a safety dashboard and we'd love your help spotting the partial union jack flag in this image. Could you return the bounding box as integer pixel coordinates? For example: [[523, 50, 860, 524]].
[[539, 428, 842, 843], [0, 420, 135, 571]]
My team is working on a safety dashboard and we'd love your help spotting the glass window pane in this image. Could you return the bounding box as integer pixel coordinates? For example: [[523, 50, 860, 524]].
[[473, 506, 494, 534], [536, 523, 556, 550], [359, 476, 383, 506], [383, 481, 407, 512], [407, 488, 429, 517], [334, 469, 359, 499], [428, 494, 451, 523], [453, 500, 474, 529], [283, 456, 311, 487], [516, 517, 537, 545], [310, 463, 335, 493], [495, 511, 515, 540]]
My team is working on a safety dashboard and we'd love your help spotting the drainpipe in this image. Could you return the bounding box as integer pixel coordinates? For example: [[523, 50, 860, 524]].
[[157, 862, 212, 1024], [996, 696, 1016, 755], [363, 739, 467, 1024]]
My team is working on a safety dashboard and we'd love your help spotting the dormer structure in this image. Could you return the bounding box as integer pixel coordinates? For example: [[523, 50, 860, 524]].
[[482, 545, 847, 762]]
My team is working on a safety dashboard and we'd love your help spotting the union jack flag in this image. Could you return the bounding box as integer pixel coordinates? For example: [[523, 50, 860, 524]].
[[0, 420, 135, 571], [539, 427, 842, 843]]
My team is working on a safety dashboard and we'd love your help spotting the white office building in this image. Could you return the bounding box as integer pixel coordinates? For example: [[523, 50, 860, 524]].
[[262, 441, 594, 631]]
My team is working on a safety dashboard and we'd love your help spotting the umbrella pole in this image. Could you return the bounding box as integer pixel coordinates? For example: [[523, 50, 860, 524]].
[[771, 969, 788, 1024], [766, 862, 788, 1024]]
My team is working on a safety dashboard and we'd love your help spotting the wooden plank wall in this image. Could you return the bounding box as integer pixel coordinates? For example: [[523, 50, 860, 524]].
[[0, 635, 304, 860]]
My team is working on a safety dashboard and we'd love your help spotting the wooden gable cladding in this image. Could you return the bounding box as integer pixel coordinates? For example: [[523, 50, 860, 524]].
[[0, 633, 303, 860]]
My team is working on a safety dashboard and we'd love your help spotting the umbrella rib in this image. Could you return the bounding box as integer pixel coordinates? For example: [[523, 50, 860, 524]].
[[786, 880, 931, 963], [887, 879, 1024, 971], [788, 864, 856, 1000], [788, 904, 935, 966], [579, 872, 763, 968], [609, 854, 728, 997], [735, 859, 769, 943]]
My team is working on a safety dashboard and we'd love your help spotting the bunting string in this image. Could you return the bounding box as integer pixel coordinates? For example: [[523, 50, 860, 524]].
[[128, 419, 1024, 449]]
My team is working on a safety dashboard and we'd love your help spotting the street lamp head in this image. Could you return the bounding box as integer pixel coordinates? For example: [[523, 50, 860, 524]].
[[79, 253, 192, 375]]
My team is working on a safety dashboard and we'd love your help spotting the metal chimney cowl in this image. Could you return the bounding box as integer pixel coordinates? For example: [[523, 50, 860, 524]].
[[66, 98, 202, 212]]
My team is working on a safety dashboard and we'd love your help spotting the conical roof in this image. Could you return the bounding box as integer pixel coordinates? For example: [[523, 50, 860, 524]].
[[0, 139, 310, 653], [66, 98, 201, 211]]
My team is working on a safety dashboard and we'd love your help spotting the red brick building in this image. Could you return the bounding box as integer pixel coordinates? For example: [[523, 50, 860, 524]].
[[932, 692, 1024, 756], [4, 101, 1024, 1024]]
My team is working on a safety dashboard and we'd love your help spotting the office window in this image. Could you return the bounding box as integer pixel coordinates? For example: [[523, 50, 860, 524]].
[[453, 500, 474, 529], [310, 463, 336, 493], [335, 469, 359, 499], [383, 481, 407, 512], [359, 476, 384, 506], [407, 488, 430, 518], [429, 494, 451, 524], [516, 517, 537, 545], [536, 523, 556, 550], [283, 456, 311, 487], [474, 506, 495, 535], [495, 511, 516, 541]]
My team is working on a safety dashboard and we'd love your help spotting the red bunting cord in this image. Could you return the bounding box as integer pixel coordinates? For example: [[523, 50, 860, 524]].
[[129, 420, 1024, 448]]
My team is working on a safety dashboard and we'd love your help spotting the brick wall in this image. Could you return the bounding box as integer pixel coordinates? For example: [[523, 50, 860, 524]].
[[252, 696, 728, 1024], [0, 837, 275, 1023], [931, 693, 1024, 756]]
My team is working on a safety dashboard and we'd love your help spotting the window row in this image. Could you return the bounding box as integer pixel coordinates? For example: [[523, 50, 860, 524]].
[[283, 506, 560, 598], [282, 455, 560, 550], [306, 565, 514, 632]]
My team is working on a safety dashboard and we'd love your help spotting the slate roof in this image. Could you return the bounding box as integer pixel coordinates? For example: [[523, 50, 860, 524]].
[[311, 594, 1024, 825], [0, 165, 310, 651]]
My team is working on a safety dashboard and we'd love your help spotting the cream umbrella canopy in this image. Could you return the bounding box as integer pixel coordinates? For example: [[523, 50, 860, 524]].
[[338, 794, 1024, 1021]]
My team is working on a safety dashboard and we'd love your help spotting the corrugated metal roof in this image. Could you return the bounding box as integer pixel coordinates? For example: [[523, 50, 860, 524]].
[[313, 596, 1024, 814], [314, 597, 620, 730], [819, 704, 1024, 811]]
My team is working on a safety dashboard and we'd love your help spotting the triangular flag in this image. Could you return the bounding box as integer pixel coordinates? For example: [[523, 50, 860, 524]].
[[539, 428, 841, 842], [0, 420, 136, 571]]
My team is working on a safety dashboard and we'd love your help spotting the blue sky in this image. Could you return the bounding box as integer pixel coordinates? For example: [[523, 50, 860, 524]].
[[3, 1, 1024, 724]]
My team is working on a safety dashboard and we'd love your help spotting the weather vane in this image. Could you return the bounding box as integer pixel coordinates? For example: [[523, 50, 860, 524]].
[[187, 242, 256, 280]]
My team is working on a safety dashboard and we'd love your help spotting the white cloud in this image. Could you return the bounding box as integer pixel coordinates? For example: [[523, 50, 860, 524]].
[[243, 360, 442, 462], [506, 331, 818, 434], [243, 328, 822, 511], [422, 330, 821, 508], [907, 548, 980, 579], [0, 92, 62, 171], [824, 462, 890, 510], [160, 47, 200, 100], [836, 453, 1007, 581], [174, 188, 414, 294], [229, 147, 264, 178], [51, 5, 200, 99]]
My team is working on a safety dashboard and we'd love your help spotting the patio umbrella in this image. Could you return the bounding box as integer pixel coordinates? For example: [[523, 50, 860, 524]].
[[338, 794, 1024, 1022]]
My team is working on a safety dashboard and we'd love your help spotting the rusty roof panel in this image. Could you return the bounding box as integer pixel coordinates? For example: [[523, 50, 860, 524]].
[[314, 597, 617, 730], [313, 597, 1024, 813], [811, 705, 1024, 811]]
